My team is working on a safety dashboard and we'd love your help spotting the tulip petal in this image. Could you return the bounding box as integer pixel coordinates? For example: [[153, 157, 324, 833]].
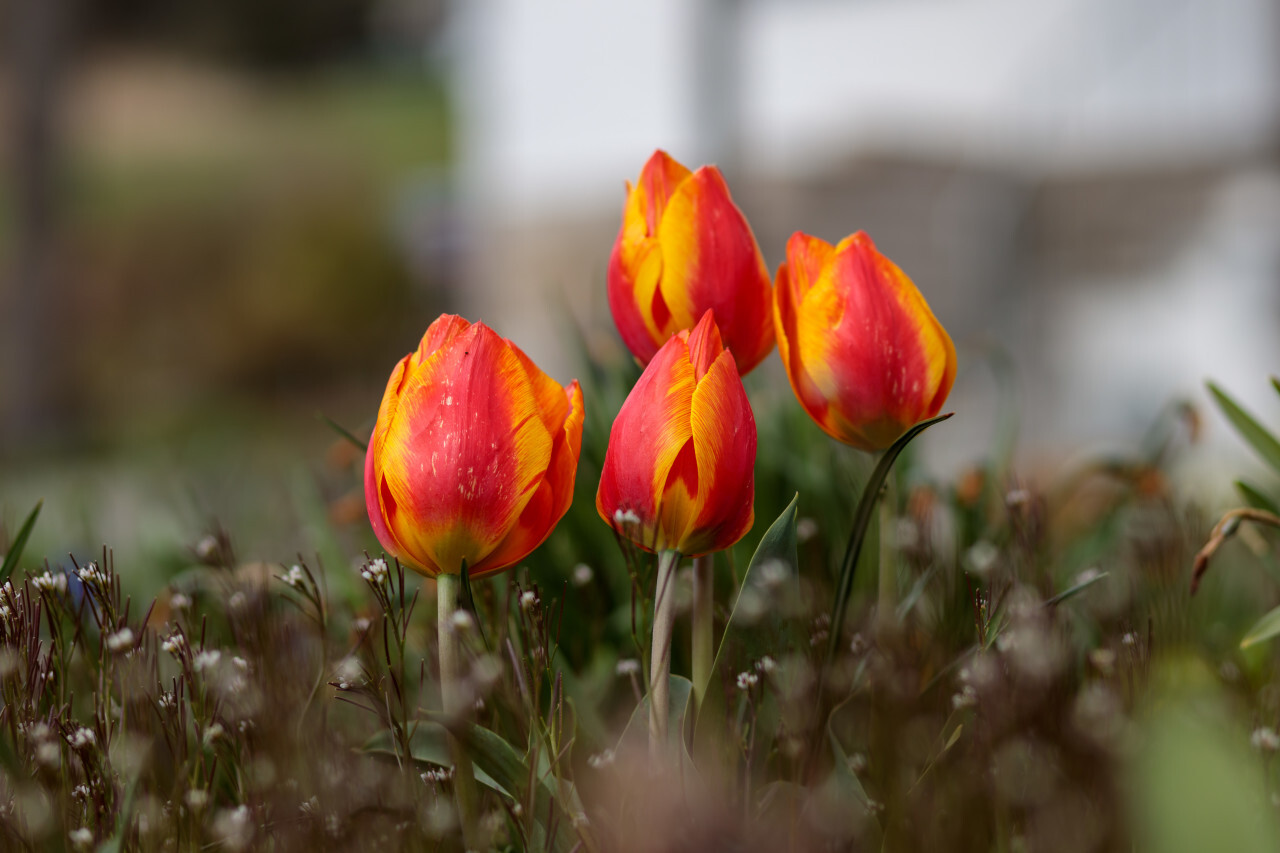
[[475, 380, 584, 576], [680, 349, 755, 555], [376, 323, 552, 572], [655, 167, 774, 373], [596, 336, 696, 552]]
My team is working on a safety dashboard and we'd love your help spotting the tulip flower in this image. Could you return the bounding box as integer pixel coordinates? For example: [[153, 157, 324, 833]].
[[773, 231, 956, 451], [596, 310, 756, 557], [365, 314, 585, 579], [597, 310, 755, 754], [608, 150, 774, 375]]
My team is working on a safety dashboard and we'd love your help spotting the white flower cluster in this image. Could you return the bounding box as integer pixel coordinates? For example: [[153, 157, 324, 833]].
[[31, 571, 67, 594], [615, 658, 640, 677], [68, 727, 95, 749], [587, 748, 616, 769], [77, 562, 106, 586], [106, 627, 135, 653], [194, 649, 222, 672], [361, 558, 389, 584], [736, 671, 759, 691], [281, 565, 306, 588], [420, 767, 454, 784], [754, 656, 776, 674], [519, 590, 539, 611], [1253, 726, 1280, 753], [162, 632, 186, 657]]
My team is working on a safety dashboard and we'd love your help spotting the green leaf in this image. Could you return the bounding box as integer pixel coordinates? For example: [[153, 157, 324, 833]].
[[361, 724, 505, 794], [458, 559, 488, 650], [1208, 382, 1280, 476], [827, 413, 953, 666], [808, 703, 882, 847], [619, 674, 695, 755], [317, 412, 367, 452], [0, 500, 42, 584], [692, 498, 801, 774], [1236, 480, 1280, 516], [1240, 605, 1280, 649], [1044, 571, 1110, 608]]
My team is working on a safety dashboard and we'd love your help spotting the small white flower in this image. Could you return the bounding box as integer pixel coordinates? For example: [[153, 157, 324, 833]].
[[571, 564, 594, 587], [195, 535, 220, 561], [964, 541, 1000, 577], [228, 591, 247, 610], [353, 617, 371, 633], [612, 509, 641, 526], [185, 788, 209, 811], [169, 592, 191, 611], [1121, 632, 1138, 646], [194, 649, 222, 671], [450, 610, 474, 633], [1075, 567, 1101, 586], [72, 784, 90, 801], [1253, 727, 1280, 753], [77, 562, 105, 585], [736, 671, 759, 690], [162, 632, 186, 656], [587, 748, 615, 769], [68, 827, 94, 848], [754, 656, 777, 674], [158, 691, 176, 710], [69, 727, 95, 748], [615, 658, 640, 677], [0, 605, 11, 622], [212, 804, 252, 851], [282, 565, 306, 588], [1005, 489, 1031, 507], [203, 723, 225, 746], [232, 656, 249, 673], [31, 571, 67, 594], [796, 517, 819, 543], [361, 558, 389, 584], [519, 590, 538, 611], [951, 685, 978, 710], [37, 741, 61, 767], [106, 627, 135, 652]]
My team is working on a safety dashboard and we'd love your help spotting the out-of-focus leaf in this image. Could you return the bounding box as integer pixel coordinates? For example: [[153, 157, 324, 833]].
[[693, 497, 800, 775], [361, 724, 505, 794], [0, 500, 42, 583], [1131, 659, 1280, 853], [619, 674, 694, 756], [827, 413, 953, 666], [1240, 605, 1280, 649], [317, 412, 367, 452], [1235, 480, 1280, 516], [1208, 382, 1280, 476], [1044, 571, 1109, 608], [808, 707, 882, 848]]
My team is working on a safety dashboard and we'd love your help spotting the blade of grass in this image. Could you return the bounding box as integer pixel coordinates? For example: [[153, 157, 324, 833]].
[[0, 500, 42, 583], [316, 412, 368, 452], [1207, 382, 1280, 475]]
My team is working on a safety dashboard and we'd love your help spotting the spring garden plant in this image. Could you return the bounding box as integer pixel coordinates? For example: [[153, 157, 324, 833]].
[[3, 149, 1280, 851]]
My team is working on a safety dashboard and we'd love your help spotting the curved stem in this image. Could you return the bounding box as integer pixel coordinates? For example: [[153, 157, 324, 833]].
[[691, 553, 714, 714], [649, 549, 681, 758], [1191, 507, 1280, 594], [437, 573, 480, 847]]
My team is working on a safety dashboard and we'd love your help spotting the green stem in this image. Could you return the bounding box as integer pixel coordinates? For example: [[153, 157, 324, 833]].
[[876, 478, 896, 640], [437, 573, 480, 848], [691, 553, 714, 714], [650, 549, 681, 758]]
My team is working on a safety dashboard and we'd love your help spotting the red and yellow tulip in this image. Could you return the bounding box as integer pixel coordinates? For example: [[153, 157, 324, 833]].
[[597, 310, 755, 556], [608, 150, 774, 375], [365, 315, 584, 577], [774, 231, 956, 451]]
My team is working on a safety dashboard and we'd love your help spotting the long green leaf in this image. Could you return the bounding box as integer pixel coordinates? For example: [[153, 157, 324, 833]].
[[1240, 605, 1280, 649], [1236, 480, 1280, 516], [1208, 382, 1280, 476], [827, 413, 953, 666], [1044, 571, 1110, 608], [317, 412, 367, 452], [0, 500, 42, 583], [692, 498, 800, 774], [361, 724, 505, 794]]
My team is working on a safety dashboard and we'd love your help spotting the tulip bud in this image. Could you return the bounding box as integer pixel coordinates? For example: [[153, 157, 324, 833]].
[[365, 315, 584, 577], [597, 311, 755, 556], [608, 150, 774, 375], [773, 231, 956, 451]]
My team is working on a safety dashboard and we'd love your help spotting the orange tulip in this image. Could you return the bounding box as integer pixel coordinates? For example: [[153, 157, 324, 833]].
[[596, 310, 755, 556], [365, 315, 584, 578], [608, 150, 774, 375], [774, 231, 956, 451]]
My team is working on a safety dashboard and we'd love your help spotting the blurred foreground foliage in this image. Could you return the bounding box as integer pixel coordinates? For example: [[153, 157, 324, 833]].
[[3, 362, 1280, 851]]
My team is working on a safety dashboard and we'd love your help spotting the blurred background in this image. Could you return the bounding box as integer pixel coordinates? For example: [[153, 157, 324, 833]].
[[2, 0, 1279, 570]]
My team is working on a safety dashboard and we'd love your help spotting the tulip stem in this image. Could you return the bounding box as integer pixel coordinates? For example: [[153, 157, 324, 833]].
[[437, 572, 481, 848], [649, 549, 681, 758], [691, 553, 714, 714]]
